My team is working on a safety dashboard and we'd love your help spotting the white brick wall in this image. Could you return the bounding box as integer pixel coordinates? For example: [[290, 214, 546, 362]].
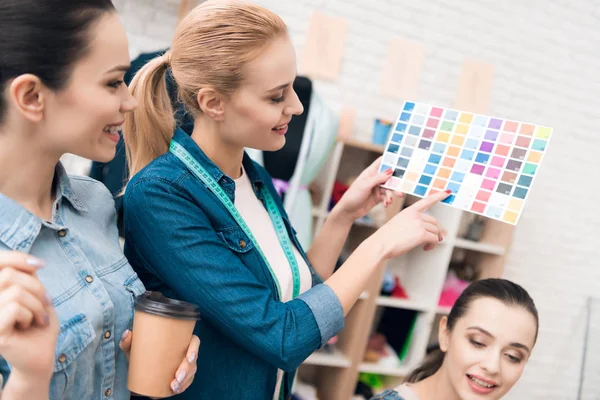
[[114, 0, 600, 398]]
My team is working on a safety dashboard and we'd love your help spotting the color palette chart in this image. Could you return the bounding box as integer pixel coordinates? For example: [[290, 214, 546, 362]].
[[379, 101, 552, 225]]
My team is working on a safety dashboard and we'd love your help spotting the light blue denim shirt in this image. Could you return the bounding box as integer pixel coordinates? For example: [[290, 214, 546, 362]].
[[0, 163, 146, 400]]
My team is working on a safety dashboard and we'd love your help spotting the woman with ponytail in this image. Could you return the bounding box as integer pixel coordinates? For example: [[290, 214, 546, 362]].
[[122, 1, 451, 398], [371, 279, 539, 400]]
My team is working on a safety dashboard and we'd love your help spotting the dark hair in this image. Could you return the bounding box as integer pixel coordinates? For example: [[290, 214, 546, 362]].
[[0, 0, 116, 122], [406, 278, 539, 383]]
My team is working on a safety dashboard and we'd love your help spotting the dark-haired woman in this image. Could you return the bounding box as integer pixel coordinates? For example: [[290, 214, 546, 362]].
[[371, 278, 539, 400], [0, 1, 198, 399]]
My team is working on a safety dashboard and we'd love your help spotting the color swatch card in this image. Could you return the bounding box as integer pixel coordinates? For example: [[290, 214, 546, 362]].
[[379, 101, 552, 225]]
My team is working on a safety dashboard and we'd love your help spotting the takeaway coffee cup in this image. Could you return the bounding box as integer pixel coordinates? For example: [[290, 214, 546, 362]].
[[127, 291, 201, 397]]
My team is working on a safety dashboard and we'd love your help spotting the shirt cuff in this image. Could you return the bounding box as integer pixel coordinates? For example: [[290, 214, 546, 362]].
[[297, 283, 344, 347]]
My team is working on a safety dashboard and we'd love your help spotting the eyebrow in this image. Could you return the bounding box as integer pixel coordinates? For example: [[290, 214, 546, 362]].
[[267, 83, 291, 92], [467, 326, 531, 354], [106, 65, 131, 74]]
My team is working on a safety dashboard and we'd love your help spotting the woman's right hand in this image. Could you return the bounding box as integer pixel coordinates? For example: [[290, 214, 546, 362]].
[[372, 190, 451, 260], [0, 251, 59, 383]]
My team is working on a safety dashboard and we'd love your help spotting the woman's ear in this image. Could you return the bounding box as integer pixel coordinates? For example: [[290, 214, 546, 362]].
[[196, 88, 225, 121], [438, 316, 450, 353], [9, 74, 46, 122]]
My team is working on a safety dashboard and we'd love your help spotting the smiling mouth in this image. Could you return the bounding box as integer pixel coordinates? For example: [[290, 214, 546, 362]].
[[467, 374, 497, 389], [103, 125, 122, 137], [272, 123, 288, 130]]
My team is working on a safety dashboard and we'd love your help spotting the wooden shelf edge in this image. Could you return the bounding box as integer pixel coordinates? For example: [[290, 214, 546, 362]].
[[358, 362, 412, 377], [303, 347, 351, 368], [453, 238, 506, 256], [375, 296, 430, 312]]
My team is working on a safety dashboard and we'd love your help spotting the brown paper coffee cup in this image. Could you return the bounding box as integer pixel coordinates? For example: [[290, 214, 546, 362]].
[[127, 291, 201, 398]]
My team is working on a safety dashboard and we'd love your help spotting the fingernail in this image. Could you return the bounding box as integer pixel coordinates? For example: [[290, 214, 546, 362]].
[[386, 169, 393, 174], [171, 381, 180, 393], [445, 190, 452, 194], [26, 257, 45, 268], [177, 370, 186, 383], [121, 330, 130, 340], [188, 352, 196, 363]]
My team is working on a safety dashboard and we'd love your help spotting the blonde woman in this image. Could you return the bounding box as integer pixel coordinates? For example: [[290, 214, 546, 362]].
[[123, 1, 449, 398]]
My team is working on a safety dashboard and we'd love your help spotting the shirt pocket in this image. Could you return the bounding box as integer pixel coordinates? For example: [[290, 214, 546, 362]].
[[216, 226, 255, 254], [51, 314, 96, 397], [124, 272, 147, 324]]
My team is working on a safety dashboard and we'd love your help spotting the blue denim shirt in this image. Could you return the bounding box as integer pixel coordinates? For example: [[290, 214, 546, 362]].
[[0, 164, 146, 400], [123, 128, 344, 399]]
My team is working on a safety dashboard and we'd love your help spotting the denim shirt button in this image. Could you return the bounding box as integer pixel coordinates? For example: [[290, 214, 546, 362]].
[[105, 388, 112, 397], [58, 354, 67, 363], [85, 275, 94, 283], [104, 330, 111, 339], [57, 229, 67, 237], [239, 239, 247, 248]]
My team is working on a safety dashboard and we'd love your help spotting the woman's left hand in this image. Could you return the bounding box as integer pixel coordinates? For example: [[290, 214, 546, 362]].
[[120, 330, 201, 395], [333, 156, 401, 222]]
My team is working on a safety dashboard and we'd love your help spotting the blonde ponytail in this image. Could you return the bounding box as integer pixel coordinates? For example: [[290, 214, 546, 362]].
[[123, 52, 175, 178]]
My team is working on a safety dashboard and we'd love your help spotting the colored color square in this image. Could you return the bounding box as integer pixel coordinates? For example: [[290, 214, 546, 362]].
[[450, 171, 465, 183], [531, 139, 547, 151], [501, 171, 517, 184], [442, 194, 456, 204], [486, 206, 502, 219], [522, 163, 537, 175], [396, 157, 410, 168], [508, 198, 523, 211], [513, 186, 528, 199], [469, 127, 485, 139], [419, 140, 432, 150], [393, 169, 405, 178], [476, 190, 491, 202], [502, 210, 519, 224], [400, 147, 413, 158], [482, 179, 496, 191], [402, 181, 415, 193], [424, 164, 437, 175], [433, 179, 446, 189], [431, 107, 443, 117], [387, 144, 400, 154], [444, 110, 459, 121], [510, 148, 527, 160], [465, 138, 479, 150], [423, 129, 436, 139], [520, 124, 534, 135], [455, 124, 469, 135], [475, 152, 490, 164], [518, 175, 533, 187], [488, 118, 503, 129], [381, 164, 393, 173], [460, 149, 475, 161], [427, 118, 440, 128], [480, 141, 494, 152], [515, 136, 531, 148], [459, 113, 474, 124], [404, 135, 418, 147], [438, 168, 451, 179], [395, 123, 407, 132], [447, 146, 460, 157], [472, 115, 488, 127], [441, 121, 454, 131], [391, 133, 404, 143], [447, 182, 460, 193], [527, 151, 542, 163], [491, 156, 505, 168], [437, 131, 450, 143], [400, 112, 411, 122], [406, 171, 419, 182], [495, 145, 510, 156], [451, 135, 466, 146], [442, 157, 456, 168], [412, 114, 426, 125], [503, 121, 518, 132], [403, 102, 415, 112], [486, 167, 501, 179], [432, 143, 446, 154], [414, 103, 430, 114], [419, 175, 432, 185], [535, 126, 552, 139], [505, 159, 522, 172], [414, 185, 428, 196], [454, 159, 471, 173], [428, 154, 442, 164], [471, 164, 485, 175], [471, 201, 486, 213], [409, 125, 421, 135], [496, 183, 512, 195], [484, 130, 499, 141], [499, 133, 515, 145]]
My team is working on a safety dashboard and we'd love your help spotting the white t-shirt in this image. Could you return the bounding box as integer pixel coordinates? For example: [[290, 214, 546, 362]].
[[233, 167, 312, 400], [392, 384, 420, 400]]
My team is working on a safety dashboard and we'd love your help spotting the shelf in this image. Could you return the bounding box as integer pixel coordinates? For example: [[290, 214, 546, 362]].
[[453, 238, 506, 256], [375, 296, 430, 312], [359, 291, 369, 300], [303, 347, 351, 368], [338, 137, 385, 154], [358, 361, 412, 377], [311, 208, 380, 228]]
